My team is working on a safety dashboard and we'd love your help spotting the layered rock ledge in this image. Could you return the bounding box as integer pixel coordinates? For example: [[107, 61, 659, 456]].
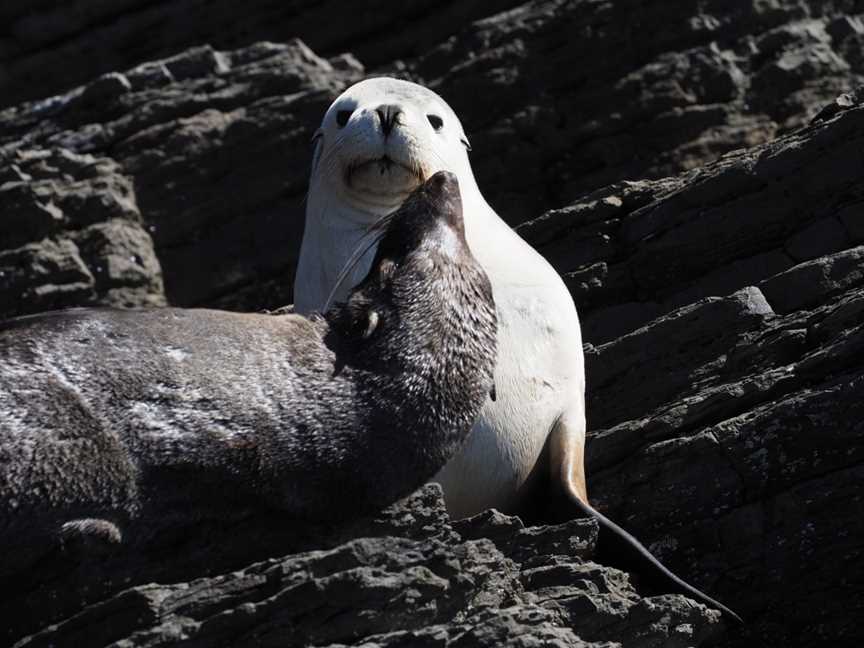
[[526, 89, 864, 648], [6, 486, 725, 648]]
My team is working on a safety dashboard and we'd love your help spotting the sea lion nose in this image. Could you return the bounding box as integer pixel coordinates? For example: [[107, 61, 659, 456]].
[[376, 104, 401, 137]]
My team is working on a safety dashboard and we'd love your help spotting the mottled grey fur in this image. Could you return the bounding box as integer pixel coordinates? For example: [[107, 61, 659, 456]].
[[0, 172, 496, 574]]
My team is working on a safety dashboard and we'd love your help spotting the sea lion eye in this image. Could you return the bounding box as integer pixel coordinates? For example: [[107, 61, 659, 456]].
[[336, 110, 353, 127], [427, 114, 444, 131]]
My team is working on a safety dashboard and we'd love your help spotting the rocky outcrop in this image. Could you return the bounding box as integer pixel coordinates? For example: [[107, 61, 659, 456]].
[[522, 93, 864, 647], [0, 148, 163, 315], [0, 39, 361, 312], [2, 2, 864, 647], [5, 486, 726, 647], [0, 1, 523, 110], [3, 2, 863, 310], [416, 1, 863, 225]]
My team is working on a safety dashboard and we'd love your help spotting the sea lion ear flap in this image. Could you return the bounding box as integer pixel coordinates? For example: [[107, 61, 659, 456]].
[[460, 136, 472, 152], [310, 128, 324, 173]]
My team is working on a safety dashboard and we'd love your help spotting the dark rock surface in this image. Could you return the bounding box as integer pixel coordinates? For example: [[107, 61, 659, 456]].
[[7, 485, 724, 648], [1, 38, 360, 312], [0, 1, 524, 110], [528, 98, 864, 647], [0, 148, 164, 316], [417, 0, 864, 225], [2, 2, 863, 647], [4, 1, 863, 225]]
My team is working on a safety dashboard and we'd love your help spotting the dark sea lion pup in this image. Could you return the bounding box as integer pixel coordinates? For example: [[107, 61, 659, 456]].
[[0, 171, 497, 569]]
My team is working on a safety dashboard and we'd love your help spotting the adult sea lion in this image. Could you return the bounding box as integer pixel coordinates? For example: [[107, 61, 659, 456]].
[[0, 171, 497, 572], [294, 77, 741, 624]]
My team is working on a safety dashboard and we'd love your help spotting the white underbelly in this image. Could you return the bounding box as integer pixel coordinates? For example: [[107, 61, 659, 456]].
[[433, 285, 582, 518]]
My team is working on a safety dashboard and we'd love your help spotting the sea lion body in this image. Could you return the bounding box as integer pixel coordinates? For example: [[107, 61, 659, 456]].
[[0, 172, 497, 571], [295, 77, 586, 518], [438, 216, 585, 515], [294, 78, 741, 624]]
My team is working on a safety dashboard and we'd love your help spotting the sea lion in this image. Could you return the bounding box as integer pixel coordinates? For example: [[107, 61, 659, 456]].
[[294, 77, 742, 623], [295, 76, 586, 517], [0, 171, 497, 572]]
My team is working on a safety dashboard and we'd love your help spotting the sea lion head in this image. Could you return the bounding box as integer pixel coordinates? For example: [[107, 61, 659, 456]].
[[311, 77, 474, 216]]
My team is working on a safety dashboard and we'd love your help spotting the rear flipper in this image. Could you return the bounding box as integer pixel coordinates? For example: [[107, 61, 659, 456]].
[[548, 413, 743, 625], [567, 493, 742, 624]]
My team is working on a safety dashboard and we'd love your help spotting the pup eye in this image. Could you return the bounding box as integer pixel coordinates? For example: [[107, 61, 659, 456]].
[[379, 259, 398, 277], [336, 110, 353, 127], [427, 114, 444, 131], [362, 311, 380, 340]]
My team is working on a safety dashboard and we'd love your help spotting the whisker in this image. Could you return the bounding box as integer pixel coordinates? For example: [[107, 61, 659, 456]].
[[428, 147, 449, 176], [323, 229, 388, 312], [321, 199, 405, 313]]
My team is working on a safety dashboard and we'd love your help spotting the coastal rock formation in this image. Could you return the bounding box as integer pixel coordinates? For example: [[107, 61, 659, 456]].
[[2, 1, 862, 311], [1, 2, 863, 646], [524, 91, 864, 648], [1, 39, 360, 312], [0, 148, 163, 316], [7, 486, 724, 647], [2, 1, 862, 230]]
